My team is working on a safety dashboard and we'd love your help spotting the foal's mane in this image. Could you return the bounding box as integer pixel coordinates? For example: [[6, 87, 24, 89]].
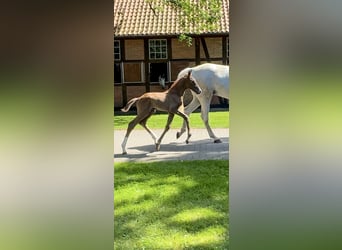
[[168, 75, 182, 89], [168, 69, 192, 91]]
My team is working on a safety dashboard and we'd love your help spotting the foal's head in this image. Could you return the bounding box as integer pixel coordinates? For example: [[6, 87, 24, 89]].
[[182, 70, 202, 94]]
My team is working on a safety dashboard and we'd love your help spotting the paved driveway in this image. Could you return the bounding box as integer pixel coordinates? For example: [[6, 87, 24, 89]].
[[114, 128, 229, 162]]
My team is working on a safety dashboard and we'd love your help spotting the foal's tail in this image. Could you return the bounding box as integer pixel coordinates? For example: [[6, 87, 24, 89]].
[[121, 97, 139, 112]]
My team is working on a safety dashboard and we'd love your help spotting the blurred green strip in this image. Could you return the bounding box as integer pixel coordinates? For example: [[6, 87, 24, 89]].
[[114, 111, 229, 129]]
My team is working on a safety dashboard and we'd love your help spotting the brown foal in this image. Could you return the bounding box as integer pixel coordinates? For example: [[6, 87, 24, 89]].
[[120, 70, 202, 155]]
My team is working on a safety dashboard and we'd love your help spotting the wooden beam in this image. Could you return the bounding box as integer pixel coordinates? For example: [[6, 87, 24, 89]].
[[200, 37, 211, 62], [167, 38, 172, 82], [167, 38, 172, 61], [195, 37, 201, 65], [144, 39, 150, 92], [120, 38, 125, 62], [227, 34, 229, 65], [119, 40, 126, 105], [222, 36, 227, 65], [122, 83, 127, 106]]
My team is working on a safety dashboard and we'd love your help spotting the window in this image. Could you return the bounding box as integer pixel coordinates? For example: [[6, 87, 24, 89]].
[[114, 63, 122, 83], [149, 62, 169, 83], [149, 39, 167, 59], [114, 40, 121, 60]]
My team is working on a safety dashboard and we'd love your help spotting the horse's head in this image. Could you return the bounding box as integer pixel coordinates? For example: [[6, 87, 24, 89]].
[[184, 70, 202, 94], [158, 75, 166, 89]]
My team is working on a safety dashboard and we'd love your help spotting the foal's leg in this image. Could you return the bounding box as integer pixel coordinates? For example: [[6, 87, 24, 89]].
[[175, 110, 191, 144], [155, 113, 174, 151], [121, 113, 147, 154], [198, 95, 221, 143], [176, 96, 200, 139], [139, 111, 157, 144]]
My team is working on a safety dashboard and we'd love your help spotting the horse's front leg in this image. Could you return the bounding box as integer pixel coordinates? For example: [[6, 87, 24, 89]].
[[175, 110, 191, 144], [156, 113, 175, 151], [199, 96, 221, 143], [176, 95, 200, 139]]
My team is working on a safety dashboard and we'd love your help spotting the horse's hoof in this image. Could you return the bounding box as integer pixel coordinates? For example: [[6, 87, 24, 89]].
[[122, 151, 127, 155], [155, 144, 161, 151], [214, 139, 222, 143], [176, 132, 181, 139], [185, 140, 189, 144]]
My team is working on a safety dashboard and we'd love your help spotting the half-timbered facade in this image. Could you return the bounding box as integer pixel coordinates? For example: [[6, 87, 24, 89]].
[[114, 0, 229, 108]]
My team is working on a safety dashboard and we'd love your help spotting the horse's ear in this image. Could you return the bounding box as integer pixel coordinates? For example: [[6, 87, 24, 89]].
[[187, 70, 192, 78]]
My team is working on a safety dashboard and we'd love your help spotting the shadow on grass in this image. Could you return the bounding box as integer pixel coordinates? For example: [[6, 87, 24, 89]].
[[114, 160, 229, 249]]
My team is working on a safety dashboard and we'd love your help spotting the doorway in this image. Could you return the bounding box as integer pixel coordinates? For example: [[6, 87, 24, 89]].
[[149, 62, 169, 83]]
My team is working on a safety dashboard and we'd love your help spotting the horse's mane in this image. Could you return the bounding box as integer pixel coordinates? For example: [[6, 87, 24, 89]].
[[177, 67, 192, 79]]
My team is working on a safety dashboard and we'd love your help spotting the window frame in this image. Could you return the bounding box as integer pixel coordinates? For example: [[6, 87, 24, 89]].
[[114, 62, 123, 84], [148, 39, 168, 60], [114, 40, 121, 61]]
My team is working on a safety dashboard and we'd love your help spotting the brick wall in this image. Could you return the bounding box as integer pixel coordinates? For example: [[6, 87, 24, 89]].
[[149, 85, 166, 93], [200, 37, 222, 58], [171, 61, 196, 81], [123, 63, 142, 82], [126, 85, 146, 101], [125, 39, 144, 60], [114, 86, 123, 107], [171, 38, 195, 59]]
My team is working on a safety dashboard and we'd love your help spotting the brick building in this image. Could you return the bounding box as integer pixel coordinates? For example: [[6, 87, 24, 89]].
[[114, 0, 229, 108]]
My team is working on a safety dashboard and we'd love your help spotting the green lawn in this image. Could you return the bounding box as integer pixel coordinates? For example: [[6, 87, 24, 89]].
[[114, 110, 229, 130], [114, 160, 229, 249]]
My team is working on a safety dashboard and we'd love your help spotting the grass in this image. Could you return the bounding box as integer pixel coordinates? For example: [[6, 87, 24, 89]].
[[114, 110, 229, 130], [114, 160, 229, 249]]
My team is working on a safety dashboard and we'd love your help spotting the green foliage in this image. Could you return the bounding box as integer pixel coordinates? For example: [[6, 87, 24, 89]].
[[114, 160, 229, 249], [149, 0, 223, 46], [179, 33, 193, 46]]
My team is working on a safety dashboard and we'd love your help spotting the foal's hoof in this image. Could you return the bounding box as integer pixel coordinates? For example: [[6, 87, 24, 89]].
[[155, 143, 161, 151], [176, 132, 181, 139], [185, 133, 192, 144], [214, 139, 222, 143]]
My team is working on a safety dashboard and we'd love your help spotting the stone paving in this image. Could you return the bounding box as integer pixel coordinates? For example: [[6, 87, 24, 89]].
[[114, 128, 229, 162]]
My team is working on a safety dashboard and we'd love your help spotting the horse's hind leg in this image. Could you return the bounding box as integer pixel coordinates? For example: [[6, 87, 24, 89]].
[[176, 96, 200, 139], [121, 111, 148, 154], [156, 113, 174, 151], [121, 117, 139, 154]]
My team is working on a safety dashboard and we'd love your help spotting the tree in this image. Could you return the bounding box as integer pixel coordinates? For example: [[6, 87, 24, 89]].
[[147, 0, 222, 45]]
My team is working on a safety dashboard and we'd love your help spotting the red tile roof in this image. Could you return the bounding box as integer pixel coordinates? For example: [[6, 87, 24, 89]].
[[114, 0, 229, 37]]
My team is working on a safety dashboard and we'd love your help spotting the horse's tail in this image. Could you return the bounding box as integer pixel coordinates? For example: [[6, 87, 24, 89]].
[[121, 97, 139, 112]]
